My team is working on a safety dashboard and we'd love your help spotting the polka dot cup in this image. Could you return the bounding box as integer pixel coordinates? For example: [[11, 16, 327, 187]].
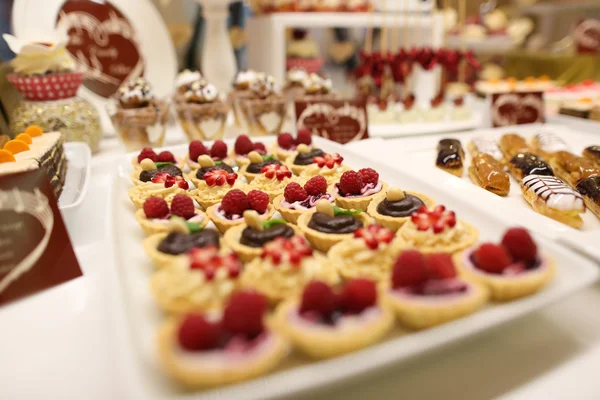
[[7, 71, 84, 101]]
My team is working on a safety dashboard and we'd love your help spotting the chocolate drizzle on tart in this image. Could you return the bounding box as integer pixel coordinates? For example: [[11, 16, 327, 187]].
[[139, 164, 183, 182], [510, 153, 554, 177], [293, 148, 325, 166], [377, 195, 424, 217], [246, 158, 281, 174], [307, 212, 363, 234], [240, 224, 295, 248], [195, 164, 234, 180], [157, 230, 220, 255]]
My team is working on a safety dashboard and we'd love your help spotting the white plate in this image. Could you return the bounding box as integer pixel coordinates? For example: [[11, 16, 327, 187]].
[[369, 116, 481, 138], [108, 135, 599, 399], [59, 142, 91, 211], [547, 114, 600, 134]]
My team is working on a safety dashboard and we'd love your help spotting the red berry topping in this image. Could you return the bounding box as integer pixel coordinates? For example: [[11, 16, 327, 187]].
[[338, 279, 377, 314], [151, 172, 189, 189], [254, 142, 267, 154], [189, 247, 242, 280], [204, 169, 238, 187], [474, 243, 512, 274], [189, 140, 208, 162], [277, 133, 295, 150], [261, 164, 292, 181], [358, 168, 379, 186], [425, 253, 457, 280], [143, 196, 169, 219], [222, 290, 268, 338], [221, 189, 250, 215], [210, 140, 228, 159], [313, 153, 343, 169], [247, 190, 270, 214], [303, 175, 328, 196], [300, 280, 337, 316], [339, 170, 364, 195], [137, 147, 158, 163], [157, 151, 176, 163], [410, 205, 456, 233], [354, 224, 394, 250], [391, 250, 428, 289], [177, 314, 222, 351], [170, 194, 195, 219], [284, 182, 308, 203], [261, 236, 313, 266], [296, 128, 312, 145], [501, 227, 538, 263], [234, 135, 254, 155]]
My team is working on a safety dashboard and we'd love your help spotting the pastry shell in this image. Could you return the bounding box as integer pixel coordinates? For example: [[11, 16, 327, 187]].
[[135, 208, 208, 236], [189, 181, 247, 210], [395, 220, 479, 254], [332, 182, 389, 211], [143, 232, 224, 269], [296, 210, 373, 253], [206, 203, 275, 234], [367, 191, 437, 232], [223, 223, 303, 263], [127, 184, 188, 209]]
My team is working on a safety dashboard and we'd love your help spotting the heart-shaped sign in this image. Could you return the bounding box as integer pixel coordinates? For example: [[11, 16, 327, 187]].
[[295, 100, 369, 144], [491, 92, 544, 127], [574, 18, 600, 54]]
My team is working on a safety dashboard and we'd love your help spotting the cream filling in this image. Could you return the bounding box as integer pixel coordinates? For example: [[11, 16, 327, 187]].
[[461, 249, 549, 278], [388, 282, 474, 305], [334, 181, 382, 198], [280, 193, 334, 211], [250, 174, 294, 192], [287, 306, 382, 333], [332, 238, 396, 272], [150, 213, 204, 224]]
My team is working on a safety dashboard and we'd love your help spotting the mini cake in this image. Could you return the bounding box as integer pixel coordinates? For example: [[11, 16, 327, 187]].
[[395, 205, 479, 254], [300, 73, 336, 102], [297, 199, 372, 252], [285, 29, 323, 75], [454, 227, 554, 301], [224, 210, 299, 263], [232, 134, 270, 167], [241, 236, 339, 303], [239, 73, 286, 136], [274, 176, 335, 224], [188, 156, 241, 200], [206, 189, 275, 233], [131, 157, 184, 186], [385, 250, 488, 330], [229, 69, 258, 127], [332, 168, 387, 211], [128, 172, 190, 208], [282, 68, 309, 102], [285, 143, 327, 176], [299, 152, 350, 185], [135, 195, 207, 236], [175, 79, 228, 141], [239, 151, 283, 182], [247, 163, 297, 201], [398, 94, 420, 124], [274, 279, 394, 359], [143, 227, 221, 269], [367, 187, 436, 232], [271, 129, 314, 162], [175, 69, 202, 94], [158, 291, 288, 388]]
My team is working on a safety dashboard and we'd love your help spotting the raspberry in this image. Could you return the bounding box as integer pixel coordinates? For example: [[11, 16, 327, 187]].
[[221, 189, 250, 216], [425, 253, 457, 280], [177, 314, 222, 351], [189, 140, 208, 162], [143, 196, 169, 219], [339, 170, 364, 195], [284, 182, 308, 203], [358, 168, 379, 186], [299, 280, 337, 317], [254, 142, 267, 154], [277, 133, 295, 149], [210, 140, 228, 159], [304, 175, 327, 196], [170, 194, 195, 219], [392, 250, 428, 288], [234, 135, 254, 155], [137, 147, 157, 163], [338, 279, 377, 314], [296, 128, 312, 145], [247, 190, 269, 214], [474, 243, 512, 274], [501, 227, 538, 263], [157, 151, 176, 163], [222, 291, 268, 337]]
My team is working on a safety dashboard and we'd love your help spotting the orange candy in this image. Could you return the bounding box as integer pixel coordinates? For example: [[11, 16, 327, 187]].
[[25, 125, 43, 137], [15, 133, 32, 144], [3, 140, 30, 154], [0, 149, 16, 163]]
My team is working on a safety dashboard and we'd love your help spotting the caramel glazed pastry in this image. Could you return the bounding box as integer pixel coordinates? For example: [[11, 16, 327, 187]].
[[468, 136, 505, 165], [583, 146, 600, 166], [550, 151, 600, 188], [508, 152, 554, 181], [577, 176, 600, 219], [436, 138, 464, 177], [468, 153, 510, 196], [499, 133, 530, 159]]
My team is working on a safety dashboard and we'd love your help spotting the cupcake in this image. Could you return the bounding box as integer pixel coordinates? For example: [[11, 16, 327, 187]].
[[274, 279, 394, 359], [299, 152, 350, 185], [232, 134, 271, 167], [247, 163, 299, 201], [454, 227, 554, 301], [206, 189, 275, 234], [332, 169, 387, 211], [274, 176, 335, 224], [385, 250, 488, 330], [143, 227, 221, 269], [367, 187, 437, 232], [282, 68, 309, 102], [175, 79, 228, 141], [239, 73, 286, 136], [228, 69, 259, 128], [128, 172, 190, 209], [241, 236, 339, 303], [174, 69, 202, 95], [285, 143, 327, 176], [271, 129, 313, 162], [135, 195, 207, 236], [300, 73, 337, 102], [110, 77, 169, 151], [285, 29, 324, 74], [131, 157, 184, 187], [157, 291, 288, 388], [239, 150, 283, 182], [183, 139, 234, 170], [297, 199, 372, 252], [189, 160, 245, 209], [395, 205, 479, 254]]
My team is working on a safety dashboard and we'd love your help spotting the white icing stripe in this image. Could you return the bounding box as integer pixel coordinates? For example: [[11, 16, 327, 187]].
[[522, 174, 585, 212], [471, 137, 503, 161], [535, 131, 569, 153]]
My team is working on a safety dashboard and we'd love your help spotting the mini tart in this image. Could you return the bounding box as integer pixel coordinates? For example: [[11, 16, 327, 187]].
[[367, 191, 437, 232], [130, 164, 185, 186], [183, 153, 235, 171], [239, 159, 283, 183], [273, 192, 334, 224], [296, 210, 372, 253], [135, 208, 207, 236], [284, 147, 324, 175], [332, 181, 389, 211], [248, 173, 301, 202], [299, 163, 351, 185], [454, 249, 555, 301], [187, 163, 237, 189], [143, 231, 222, 269], [189, 180, 247, 209], [271, 143, 296, 161], [223, 223, 302, 263], [206, 203, 275, 234], [158, 317, 288, 388], [131, 155, 184, 170], [273, 300, 394, 359], [128, 182, 188, 209]]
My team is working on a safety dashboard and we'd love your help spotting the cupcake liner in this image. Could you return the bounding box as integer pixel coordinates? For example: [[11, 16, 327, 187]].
[[207, 204, 275, 234], [7, 71, 84, 101], [135, 209, 208, 236], [286, 57, 324, 74], [333, 182, 389, 211], [223, 224, 303, 263], [296, 211, 372, 253], [367, 191, 437, 232]]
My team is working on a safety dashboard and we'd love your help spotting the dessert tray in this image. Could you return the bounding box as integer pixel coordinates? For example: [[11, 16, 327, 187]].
[[59, 142, 91, 211], [108, 135, 598, 399], [369, 115, 481, 138]]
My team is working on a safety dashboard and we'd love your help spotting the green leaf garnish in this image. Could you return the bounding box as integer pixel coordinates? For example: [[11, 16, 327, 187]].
[[263, 219, 287, 229], [261, 154, 274, 161], [214, 160, 223, 165], [155, 161, 173, 168], [169, 215, 203, 233], [333, 206, 362, 216]]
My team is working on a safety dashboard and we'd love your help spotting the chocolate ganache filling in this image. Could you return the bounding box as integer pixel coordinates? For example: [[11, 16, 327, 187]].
[[139, 165, 183, 182], [307, 212, 363, 234], [246, 158, 281, 174], [195, 164, 234, 180], [576, 176, 600, 204], [157, 230, 220, 255], [240, 224, 295, 248], [377, 195, 424, 217], [293, 148, 325, 166], [510, 153, 554, 177]]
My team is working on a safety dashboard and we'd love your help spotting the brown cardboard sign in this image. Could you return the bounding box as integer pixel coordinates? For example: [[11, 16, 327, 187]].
[[295, 99, 369, 144], [491, 92, 545, 127], [0, 169, 82, 306]]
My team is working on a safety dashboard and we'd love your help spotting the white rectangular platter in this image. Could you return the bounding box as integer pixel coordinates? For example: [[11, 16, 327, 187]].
[[108, 135, 599, 400]]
